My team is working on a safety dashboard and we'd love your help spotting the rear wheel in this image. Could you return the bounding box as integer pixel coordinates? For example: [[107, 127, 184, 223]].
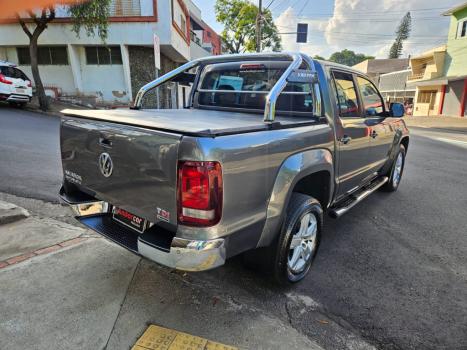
[[244, 193, 322, 285], [382, 144, 406, 192], [8, 101, 27, 108]]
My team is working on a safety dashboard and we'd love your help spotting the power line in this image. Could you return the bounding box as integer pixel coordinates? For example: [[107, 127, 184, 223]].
[[265, 0, 277, 10], [294, 16, 449, 21], [296, 6, 452, 16], [297, 0, 310, 14]]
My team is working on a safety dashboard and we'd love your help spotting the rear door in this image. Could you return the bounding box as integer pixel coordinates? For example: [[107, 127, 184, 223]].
[[355, 76, 394, 173], [331, 70, 371, 200]]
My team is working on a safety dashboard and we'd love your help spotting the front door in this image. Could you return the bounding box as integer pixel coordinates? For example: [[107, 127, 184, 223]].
[[356, 76, 394, 174], [332, 71, 371, 200]]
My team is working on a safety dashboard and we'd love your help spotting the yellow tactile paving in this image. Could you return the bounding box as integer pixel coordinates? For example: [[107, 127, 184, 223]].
[[132, 325, 238, 350]]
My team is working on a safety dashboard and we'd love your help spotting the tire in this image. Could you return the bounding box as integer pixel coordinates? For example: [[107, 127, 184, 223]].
[[244, 193, 323, 285], [8, 102, 27, 108], [382, 144, 406, 192]]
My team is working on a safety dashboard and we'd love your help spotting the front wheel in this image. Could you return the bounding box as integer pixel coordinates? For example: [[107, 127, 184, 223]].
[[273, 193, 323, 284], [382, 144, 406, 192]]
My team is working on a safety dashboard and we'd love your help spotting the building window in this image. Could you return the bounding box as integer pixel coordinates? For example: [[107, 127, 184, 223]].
[[181, 15, 186, 32], [17, 46, 68, 65], [85, 46, 122, 65], [417, 91, 437, 104], [457, 20, 467, 38], [109, 0, 141, 17]]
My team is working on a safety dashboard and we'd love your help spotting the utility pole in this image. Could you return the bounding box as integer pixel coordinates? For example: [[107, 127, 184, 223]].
[[256, 0, 262, 52]]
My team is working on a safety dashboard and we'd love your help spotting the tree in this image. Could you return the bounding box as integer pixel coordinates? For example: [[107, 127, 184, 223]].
[[313, 55, 326, 60], [328, 49, 374, 66], [389, 12, 411, 59], [215, 0, 281, 54], [16, 0, 111, 110]]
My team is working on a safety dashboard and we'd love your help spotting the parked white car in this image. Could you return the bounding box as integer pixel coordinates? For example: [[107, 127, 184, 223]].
[[0, 61, 32, 106]]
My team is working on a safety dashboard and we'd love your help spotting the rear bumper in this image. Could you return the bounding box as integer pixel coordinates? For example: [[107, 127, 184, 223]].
[[59, 187, 226, 271], [0, 93, 31, 102]]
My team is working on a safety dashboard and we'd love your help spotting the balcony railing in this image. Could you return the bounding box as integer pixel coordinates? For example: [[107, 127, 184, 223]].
[[110, 0, 141, 17], [407, 72, 425, 81], [190, 30, 211, 54]]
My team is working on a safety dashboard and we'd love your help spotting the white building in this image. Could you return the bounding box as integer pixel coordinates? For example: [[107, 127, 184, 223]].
[[0, 0, 220, 107]]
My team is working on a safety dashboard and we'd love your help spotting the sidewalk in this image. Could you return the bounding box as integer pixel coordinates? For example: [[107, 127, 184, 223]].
[[404, 115, 467, 133], [0, 199, 324, 350]]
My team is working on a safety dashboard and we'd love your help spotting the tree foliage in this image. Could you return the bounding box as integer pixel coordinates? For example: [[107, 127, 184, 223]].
[[16, 0, 111, 111], [215, 0, 281, 53], [69, 0, 112, 41], [389, 12, 411, 59], [313, 55, 326, 60], [328, 49, 374, 66]]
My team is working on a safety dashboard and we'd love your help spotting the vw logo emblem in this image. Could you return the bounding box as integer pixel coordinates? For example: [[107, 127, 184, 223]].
[[98, 152, 113, 177]]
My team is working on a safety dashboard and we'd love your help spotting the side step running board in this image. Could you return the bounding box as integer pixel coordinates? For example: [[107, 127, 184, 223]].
[[329, 177, 388, 218]]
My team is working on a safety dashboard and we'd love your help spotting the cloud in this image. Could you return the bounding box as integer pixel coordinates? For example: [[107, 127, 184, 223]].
[[324, 0, 460, 58], [275, 7, 329, 57], [275, 0, 459, 59]]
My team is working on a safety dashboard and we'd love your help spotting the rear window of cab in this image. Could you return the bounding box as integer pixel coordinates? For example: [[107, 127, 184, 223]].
[[197, 61, 315, 115]]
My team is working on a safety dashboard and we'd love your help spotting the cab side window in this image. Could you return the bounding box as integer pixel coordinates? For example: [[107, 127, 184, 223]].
[[356, 76, 385, 117], [332, 71, 360, 118]]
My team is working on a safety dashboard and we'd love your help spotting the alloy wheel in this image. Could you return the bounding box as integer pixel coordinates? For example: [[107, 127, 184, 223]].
[[288, 212, 318, 274]]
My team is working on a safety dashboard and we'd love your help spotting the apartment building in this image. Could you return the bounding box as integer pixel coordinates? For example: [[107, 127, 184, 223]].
[[407, 45, 447, 116], [440, 2, 467, 117], [352, 58, 410, 85], [0, 0, 221, 107]]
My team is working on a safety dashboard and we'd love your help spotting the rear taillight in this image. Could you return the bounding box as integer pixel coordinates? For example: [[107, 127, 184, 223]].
[[177, 161, 222, 226], [27, 80, 32, 87], [0, 74, 12, 85]]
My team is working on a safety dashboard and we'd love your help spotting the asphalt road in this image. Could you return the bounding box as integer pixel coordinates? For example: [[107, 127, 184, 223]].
[[0, 104, 466, 350], [0, 105, 62, 202]]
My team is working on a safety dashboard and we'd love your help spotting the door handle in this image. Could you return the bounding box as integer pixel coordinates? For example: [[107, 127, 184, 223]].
[[339, 135, 352, 145], [370, 130, 378, 138]]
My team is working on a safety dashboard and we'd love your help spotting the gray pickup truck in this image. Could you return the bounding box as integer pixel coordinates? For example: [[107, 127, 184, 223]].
[[59, 52, 409, 284]]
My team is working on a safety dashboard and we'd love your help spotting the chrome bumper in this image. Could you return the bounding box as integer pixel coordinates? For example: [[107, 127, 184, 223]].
[[59, 190, 226, 272], [138, 237, 225, 272]]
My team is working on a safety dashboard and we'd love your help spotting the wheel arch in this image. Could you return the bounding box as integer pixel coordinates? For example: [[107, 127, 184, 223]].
[[256, 148, 334, 248], [400, 136, 409, 151]]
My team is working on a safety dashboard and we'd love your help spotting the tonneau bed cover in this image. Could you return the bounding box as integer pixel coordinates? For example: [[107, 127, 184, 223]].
[[61, 108, 317, 137]]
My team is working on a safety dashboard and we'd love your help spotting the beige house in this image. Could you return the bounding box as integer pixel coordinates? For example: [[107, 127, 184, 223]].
[[407, 45, 447, 116], [352, 58, 409, 85]]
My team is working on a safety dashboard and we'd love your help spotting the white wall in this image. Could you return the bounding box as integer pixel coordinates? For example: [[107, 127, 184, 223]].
[[0, 20, 189, 60], [173, 0, 186, 30], [1, 47, 76, 94], [140, 0, 154, 16], [76, 46, 128, 102]]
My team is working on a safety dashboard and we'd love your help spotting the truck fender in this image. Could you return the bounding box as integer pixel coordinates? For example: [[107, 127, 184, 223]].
[[381, 128, 410, 176], [257, 148, 334, 247]]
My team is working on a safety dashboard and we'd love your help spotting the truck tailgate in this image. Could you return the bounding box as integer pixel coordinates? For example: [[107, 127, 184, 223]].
[[60, 116, 181, 227]]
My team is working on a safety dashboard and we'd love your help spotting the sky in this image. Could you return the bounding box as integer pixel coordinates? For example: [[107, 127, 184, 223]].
[[191, 0, 462, 59]]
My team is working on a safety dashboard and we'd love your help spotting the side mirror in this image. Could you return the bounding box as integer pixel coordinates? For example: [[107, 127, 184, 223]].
[[390, 102, 405, 118]]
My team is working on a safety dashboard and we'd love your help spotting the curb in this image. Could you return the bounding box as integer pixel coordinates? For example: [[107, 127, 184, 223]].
[[408, 126, 467, 135], [0, 237, 88, 269], [0, 201, 30, 225]]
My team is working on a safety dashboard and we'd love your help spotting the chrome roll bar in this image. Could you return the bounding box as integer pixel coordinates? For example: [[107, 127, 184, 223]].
[[300, 54, 322, 118], [132, 52, 320, 122], [263, 52, 302, 122]]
